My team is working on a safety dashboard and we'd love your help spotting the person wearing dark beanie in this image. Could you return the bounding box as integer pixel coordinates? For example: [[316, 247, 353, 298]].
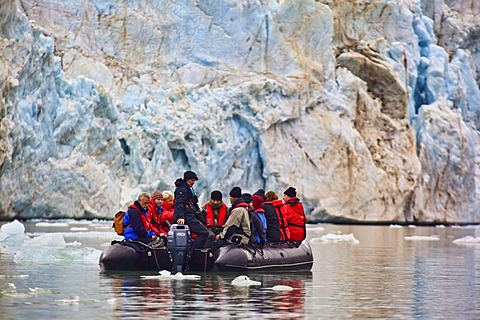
[[183, 170, 198, 181], [173, 171, 214, 251], [282, 186, 307, 242], [242, 193, 252, 206], [229, 186, 242, 198], [202, 190, 228, 234], [213, 186, 251, 246], [284, 187, 296, 197], [211, 190, 222, 201], [253, 189, 266, 201]]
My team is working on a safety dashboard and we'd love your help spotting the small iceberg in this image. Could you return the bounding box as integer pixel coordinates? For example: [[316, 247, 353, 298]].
[[404, 235, 439, 241], [271, 285, 294, 291], [231, 275, 261, 287], [35, 222, 70, 228], [140, 270, 201, 280], [1, 220, 25, 235], [55, 296, 80, 305], [0, 274, 29, 279], [312, 233, 360, 244], [453, 236, 480, 244], [28, 287, 60, 295], [70, 227, 89, 231], [0, 220, 29, 243]]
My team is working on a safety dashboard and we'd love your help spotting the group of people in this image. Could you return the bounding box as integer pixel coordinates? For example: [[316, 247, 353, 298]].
[[121, 170, 308, 250]]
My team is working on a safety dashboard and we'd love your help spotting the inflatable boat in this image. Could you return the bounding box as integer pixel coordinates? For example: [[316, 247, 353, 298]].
[[99, 225, 313, 273], [99, 240, 313, 272]]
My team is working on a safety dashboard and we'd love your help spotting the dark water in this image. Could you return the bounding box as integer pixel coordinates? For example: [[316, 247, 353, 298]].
[[0, 221, 479, 319]]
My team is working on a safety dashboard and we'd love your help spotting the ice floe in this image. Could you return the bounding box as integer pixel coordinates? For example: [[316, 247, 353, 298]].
[[70, 227, 89, 231], [140, 270, 201, 280], [35, 222, 70, 228], [0, 221, 102, 263], [404, 235, 439, 241], [453, 236, 480, 244], [0, 274, 29, 279], [231, 275, 261, 286], [271, 285, 294, 291], [311, 233, 360, 244]]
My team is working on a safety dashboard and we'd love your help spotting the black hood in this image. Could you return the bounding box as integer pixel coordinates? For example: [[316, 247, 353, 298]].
[[175, 178, 185, 187]]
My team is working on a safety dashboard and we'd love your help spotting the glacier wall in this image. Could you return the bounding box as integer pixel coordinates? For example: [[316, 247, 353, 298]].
[[0, 0, 479, 223]]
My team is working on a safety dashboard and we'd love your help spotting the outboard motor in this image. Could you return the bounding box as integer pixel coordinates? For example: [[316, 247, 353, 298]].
[[167, 224, 192, 274]]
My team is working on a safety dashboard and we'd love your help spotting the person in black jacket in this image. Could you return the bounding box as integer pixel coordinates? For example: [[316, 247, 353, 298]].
[[257, 189, 281, 242], [173, 170, 214, 250]]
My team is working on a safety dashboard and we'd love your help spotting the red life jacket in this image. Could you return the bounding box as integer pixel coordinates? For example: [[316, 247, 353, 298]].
[[285, 197, 307, 241], [272, 199, 290, 241], [147, 198, 163, 236], [205, 202, 228, 227], [160, 201, 175, 234], [129, 203, 150, 231], [161, 200, 175, 213]]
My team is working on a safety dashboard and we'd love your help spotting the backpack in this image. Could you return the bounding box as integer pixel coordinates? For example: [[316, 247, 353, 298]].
[[249, 210, 266, 245], [112, 210, 126, 235]]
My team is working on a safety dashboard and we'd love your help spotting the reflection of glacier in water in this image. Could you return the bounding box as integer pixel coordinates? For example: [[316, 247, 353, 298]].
[[0, 220, 105, 263]]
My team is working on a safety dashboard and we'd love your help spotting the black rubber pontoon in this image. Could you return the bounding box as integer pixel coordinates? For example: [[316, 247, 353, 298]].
[[99, 240, 313, 272]]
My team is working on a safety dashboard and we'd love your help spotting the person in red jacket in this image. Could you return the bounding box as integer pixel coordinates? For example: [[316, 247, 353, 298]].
[[160, 190, 175, 234], [203, 190, 228, 235], [147, 190, 167, 237], [283, 187, 307, 242]]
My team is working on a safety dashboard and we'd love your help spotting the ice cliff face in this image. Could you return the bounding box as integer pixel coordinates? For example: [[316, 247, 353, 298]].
[[0, 0, 479, 223]]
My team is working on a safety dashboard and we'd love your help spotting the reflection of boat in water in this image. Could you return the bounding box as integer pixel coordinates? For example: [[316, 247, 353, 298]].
[[99, 240, 313, 272]]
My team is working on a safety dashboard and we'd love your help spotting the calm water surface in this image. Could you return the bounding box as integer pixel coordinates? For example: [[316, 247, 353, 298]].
[[0, 221, 479, 319]]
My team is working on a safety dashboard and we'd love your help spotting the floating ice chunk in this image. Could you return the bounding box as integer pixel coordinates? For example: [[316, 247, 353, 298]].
[[404, 235, 439, 241], [70, 227, 89, 231], [174, 273, 201, 280], [306, 226, 325, 232], [0, 274, 29, 279], [1, 283, 30, 298], [140, 270, 201, 280], [313, 233, 359, 244], [24, 233, 66, 248], [0, 221, 30, 248], [1, 220, 25, 235], [453, 236, 480, 244], [66, 241, 82, 247], [55, 296, 80, 305], [141, 275, 167, 280], [35, 222, 70, 227], [271, 285, 294, 291], [435, 225, 446, 228], [28, 287, 60, 295], [231, 275, 261, 286], [14, 244, 102, 263], [2, 285, 31, 298]]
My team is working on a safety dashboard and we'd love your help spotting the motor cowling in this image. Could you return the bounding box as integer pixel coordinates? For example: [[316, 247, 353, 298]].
[[167, 224, 192, 274]]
